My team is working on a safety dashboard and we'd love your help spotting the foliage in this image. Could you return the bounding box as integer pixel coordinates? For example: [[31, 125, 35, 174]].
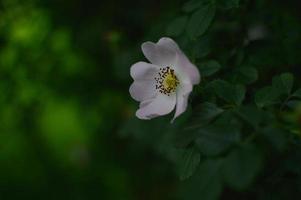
[[0, 0, 300, 199], [122, 0, 301, 199]]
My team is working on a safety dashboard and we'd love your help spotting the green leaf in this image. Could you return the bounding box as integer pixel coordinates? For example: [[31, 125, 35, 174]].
[[212, 80, 246, 106], [214, 110, 242, 128], [286, 100, 301, 109], [218, 0, 240, 9], [292, 88, 301, 99], [222, 144, 263, 190], [195, 123, 240, 156], [255, 86, 280, 108], [166, 16, 188, 37], [182, 0, 204, 12], [174, 127, 198, 148], [193, 35, 212, 59], [199, 60, 221, 77], [232, 67, 258, 84], [272, 73, 294, 95], [235, 105, 266, 128], [183, 159, 223, 200], [194, 102, 224, 124], [262, 127, 288, 151], [174, 103, 224, 147], [176, 147, 201, 180], [187, 2, 216, 39]]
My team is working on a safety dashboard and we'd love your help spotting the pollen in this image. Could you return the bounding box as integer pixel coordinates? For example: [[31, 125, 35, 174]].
[[155, 66, 179, 96]]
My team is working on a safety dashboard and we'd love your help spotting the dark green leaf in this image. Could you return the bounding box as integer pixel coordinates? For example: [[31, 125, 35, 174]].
[[193, 35, 212, 58], [199, 60, 221, 77], [174, 103, 224, 147], [272, 73, 294, 95], [222, 144, 263, 190], [233, 67, 258, 84], [187, 2, 216, 39], [183, 159, 223, 200], [166, 16, 188, 37], [194, 102, 224, 124], [286, 100, 301, 109], [262, 127, 288, 151], [235, 105, 266, 128], [212, 80, 246, 106], [255, 86, 281, 108], [195, 123, 240, 156], [234, 49, 245, 66], [292, 88, 301, 99], [217, 0, 240, 9], [182, 0, 203, 12], [176, 147, 201, 180], [214, 110, 242, 128]]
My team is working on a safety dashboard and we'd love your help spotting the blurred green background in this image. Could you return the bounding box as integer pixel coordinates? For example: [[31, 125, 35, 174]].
[[0, 0, 301, 199], [0, 0, 183, 199]]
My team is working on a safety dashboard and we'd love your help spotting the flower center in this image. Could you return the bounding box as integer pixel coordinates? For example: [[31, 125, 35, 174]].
[[155, 66, 179, 96]]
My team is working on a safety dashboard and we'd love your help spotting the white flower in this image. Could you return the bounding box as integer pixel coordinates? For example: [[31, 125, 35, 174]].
[[129, 37, 200, 122]]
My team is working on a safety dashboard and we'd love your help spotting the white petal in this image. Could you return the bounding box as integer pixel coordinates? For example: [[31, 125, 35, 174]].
[[129, 62, 158, 102], [139, 98, 153, 108], [158, 37, 200, 85], [129, 80, 156, 102], [172, 83, 193, 122], [172, 95, 189, 122], [157, 37, 179, 50], [130, 61, 158, 80], [136, 93, 176, 119], [141, 41, 177, 67]]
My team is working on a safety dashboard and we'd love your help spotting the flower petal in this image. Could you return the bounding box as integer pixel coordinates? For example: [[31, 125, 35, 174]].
[[172, 95, 189, 122], [178, 81, 193, 96], [139, 98, 153, 108], [129, 80, 156, 102], [158, 37, 200, 85], [130, 61, 158, 80], [141, 41, 177, 67], [136, 93, 176, 119], [172, 83, 193, 122]]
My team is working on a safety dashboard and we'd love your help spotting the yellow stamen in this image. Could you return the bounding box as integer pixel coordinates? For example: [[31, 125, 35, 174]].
[[155, 66, 179, 96]]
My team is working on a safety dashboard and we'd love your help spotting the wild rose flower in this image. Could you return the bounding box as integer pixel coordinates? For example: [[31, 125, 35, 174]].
[[129, 37, 200, 122]]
